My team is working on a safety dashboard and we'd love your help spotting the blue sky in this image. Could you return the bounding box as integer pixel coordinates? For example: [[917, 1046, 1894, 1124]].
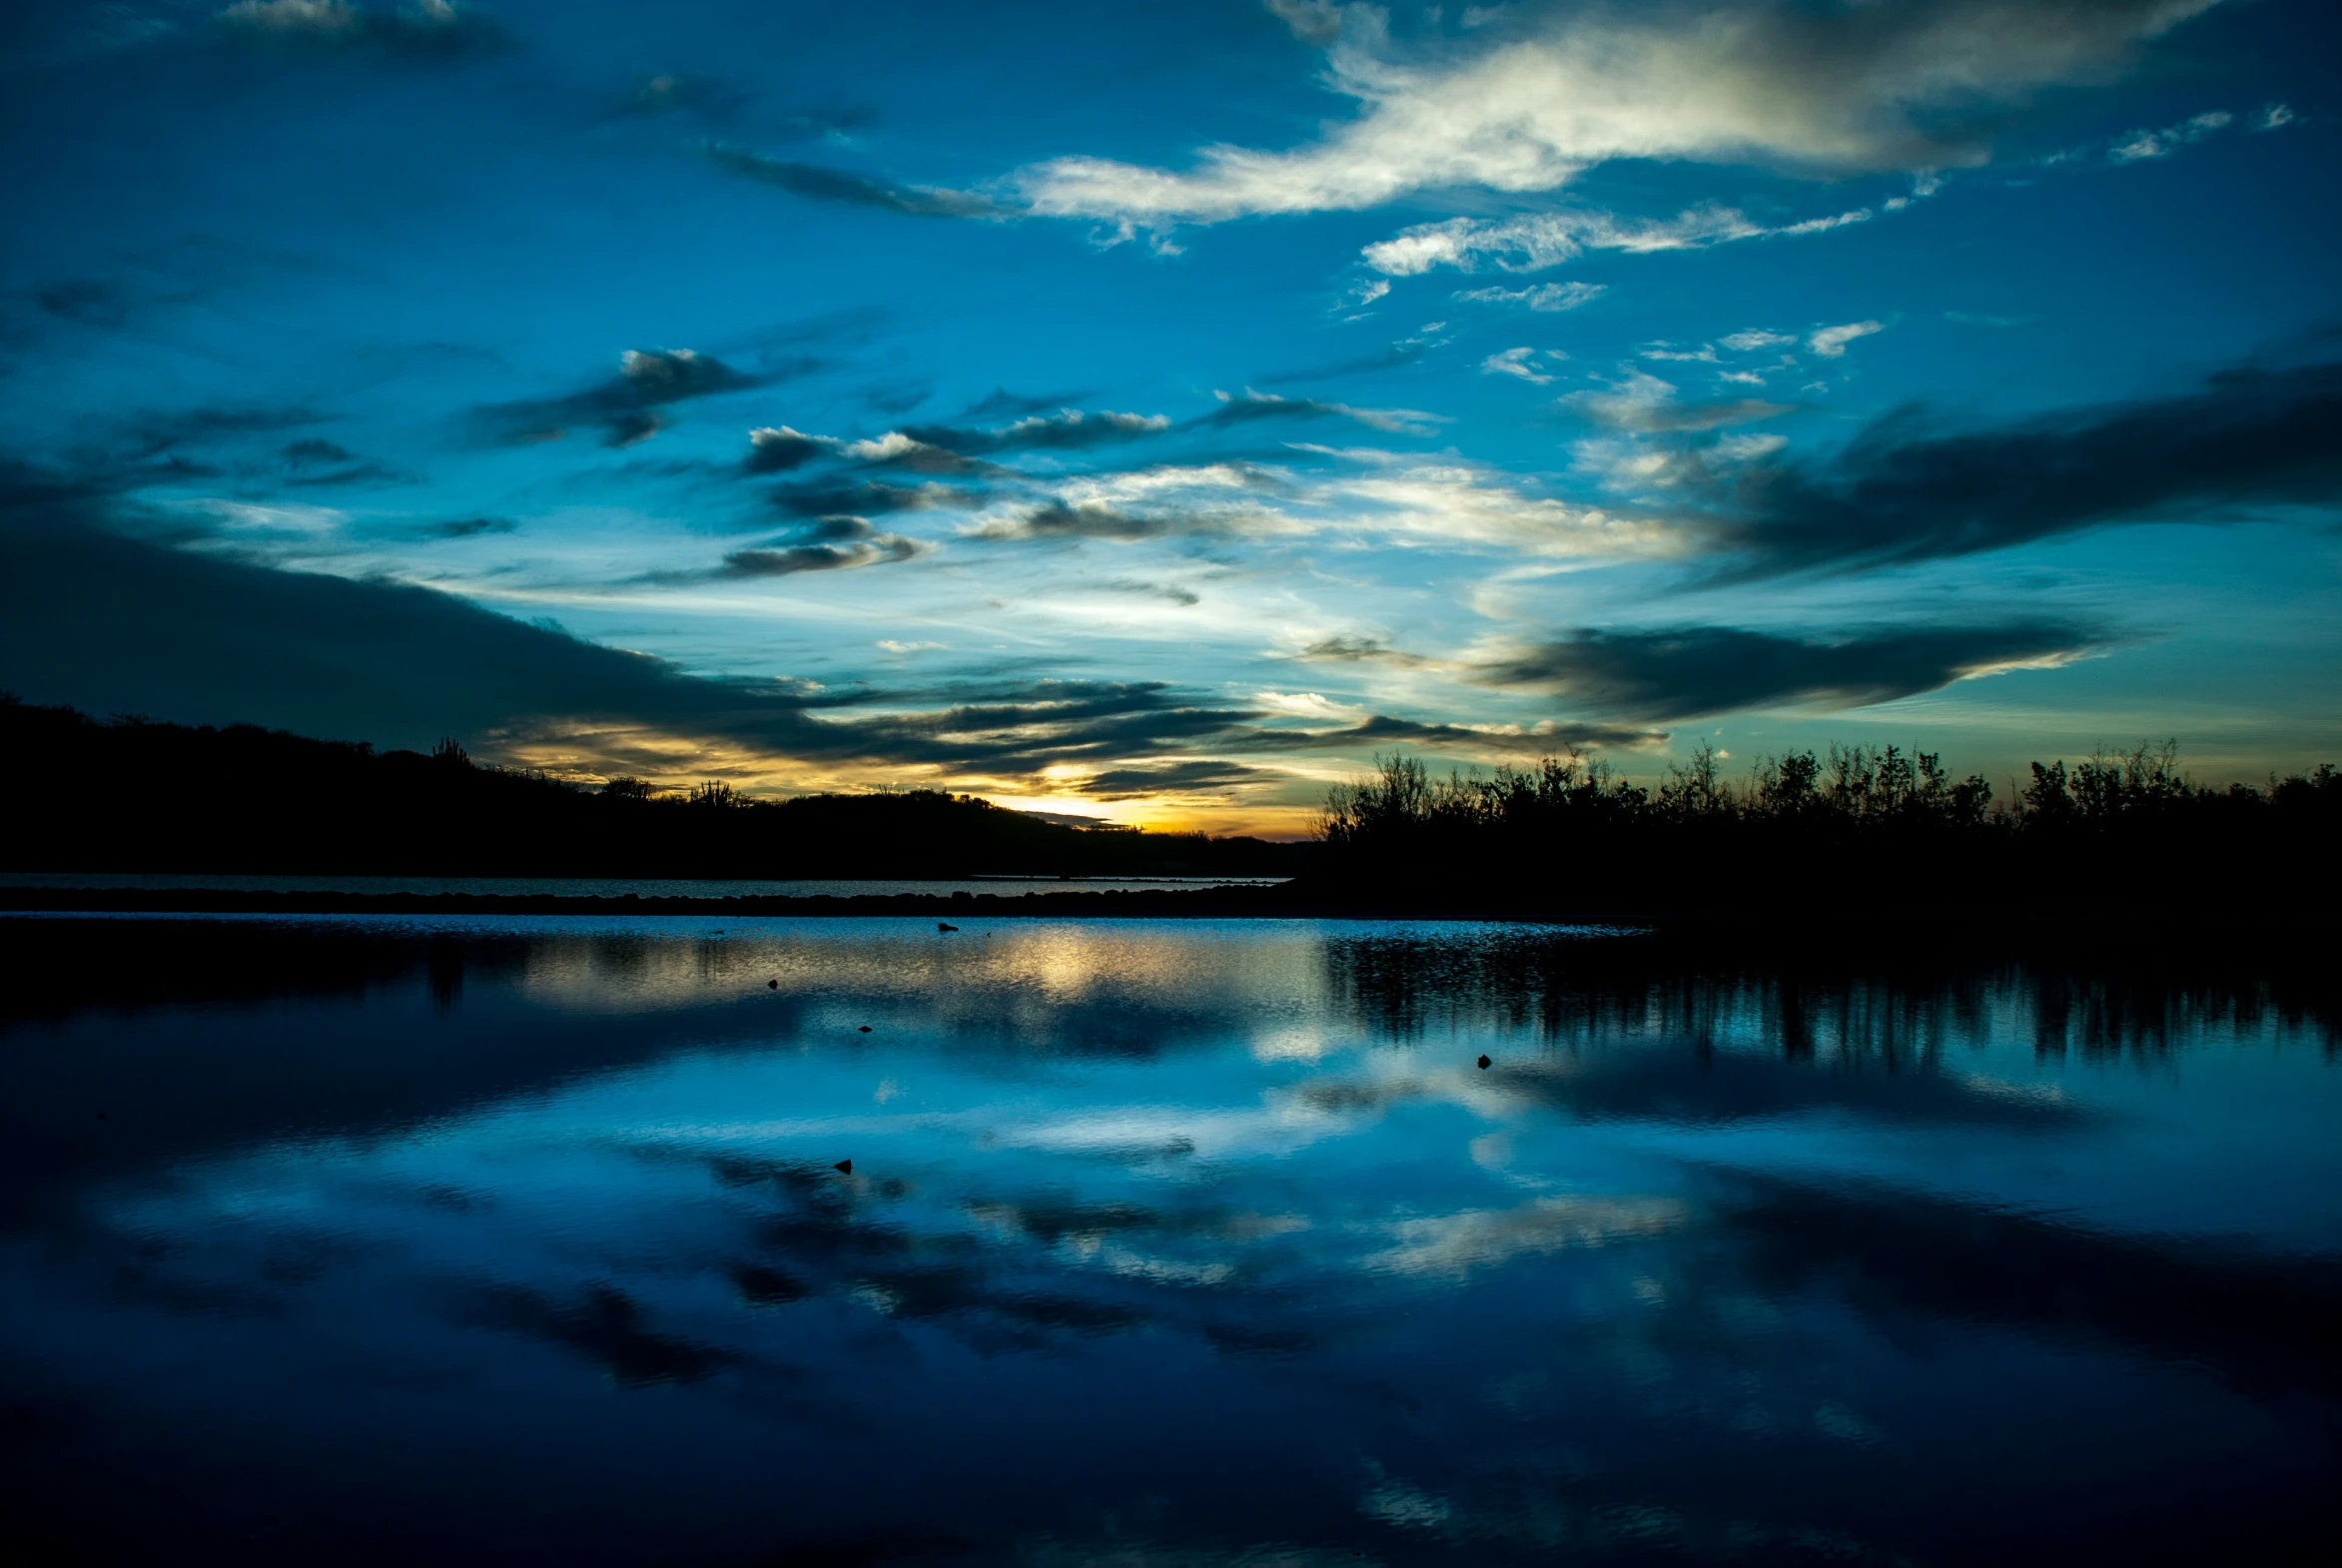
[[2, 0, 2336, 832]]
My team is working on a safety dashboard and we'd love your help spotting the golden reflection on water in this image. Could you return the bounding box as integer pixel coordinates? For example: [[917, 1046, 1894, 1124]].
[[512, 921, 1337, 1022]]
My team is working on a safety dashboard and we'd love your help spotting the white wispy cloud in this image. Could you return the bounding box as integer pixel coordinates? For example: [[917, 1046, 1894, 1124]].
[[1014, 0, 2217, 233], [1480, 347, 1554, 385], [969, 451, 1678, 563], [1263, 0, 1343, 47], [2109, 109, 2233, 162], [1452, 281, 1607, 313], [1360, 189, 1910, 281], [1808, 320, 1885, 358], [1365, 204, 1768, 277]]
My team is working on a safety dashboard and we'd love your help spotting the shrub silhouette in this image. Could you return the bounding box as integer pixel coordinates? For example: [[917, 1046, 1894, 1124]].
[[1311, 741, 2339, 915]]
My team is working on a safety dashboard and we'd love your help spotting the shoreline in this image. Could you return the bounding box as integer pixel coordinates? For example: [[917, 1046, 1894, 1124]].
[[4, 883, 2334, 961]]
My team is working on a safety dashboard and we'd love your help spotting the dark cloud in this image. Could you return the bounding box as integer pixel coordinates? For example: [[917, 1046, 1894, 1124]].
[[121, 404, 329, 460], [741, 425, 824, 474], [1726, 1176, 2342, 1402], [1701, 358, 2342, 575], [978, 500, 1185, 542], [601, 409, 663, 448], [1198, 390, 1427, 433], [0, 464, 1269, 777], [1257, 336, 1436, 386], [1279, 714, 1664, 755], [795, 515, 875, 543], [702, 142, 999, 218], [420, 515, 515, 538], [280, 438, 354, 465], [209, 0, 506, 62], [454, 1281, 735, 1387], [962, 387, 1093, 419], [35, 279, 133, 329], [285, 459, 407, 487], [900, 408, 1171, 457], [477, 348, 768, 447], [1477, 622, 2105, 721], [1082, 760, 1264, 799], [718, 534, 925, 578], [768, 477, 950, 517], [276, 437, 406, 486], [860, 380, 931, 415], [1291, 634, 1433, 667], [1486, 1052, 2083, 1130]]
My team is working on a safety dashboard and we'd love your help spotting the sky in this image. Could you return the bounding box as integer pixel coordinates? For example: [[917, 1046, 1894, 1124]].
[[1, 0, 2337, 835]]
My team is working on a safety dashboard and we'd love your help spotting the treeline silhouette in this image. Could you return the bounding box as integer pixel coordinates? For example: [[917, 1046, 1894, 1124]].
[[0, 698, 1303, 879], [1314, 742, 2342, 915]]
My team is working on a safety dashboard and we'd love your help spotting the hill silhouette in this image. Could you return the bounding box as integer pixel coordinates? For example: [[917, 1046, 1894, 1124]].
[[0, 698, 1303, 880]]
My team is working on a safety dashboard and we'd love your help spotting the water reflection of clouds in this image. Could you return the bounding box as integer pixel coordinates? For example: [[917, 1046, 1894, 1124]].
[[5, 917, 2339, 1566], [1360, 1195, 1690, 1280]]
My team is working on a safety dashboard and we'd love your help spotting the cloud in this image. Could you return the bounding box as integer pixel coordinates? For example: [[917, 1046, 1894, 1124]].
[[1264, 0, 1342, 47], [1290, 633, 1432, 666], [1017, 0, 2215, 229], [479, 349, 768, 446], [0, 465, 1280, 779], [767, 477, 954, 517], [743, 425, 825, 473], [1700, 356, 2342, 574], [615, 72, 763, 124], [2109, 108, 2232, 162], [420, 515, 515, 538], [1475, 622, 2108, 720], [1372, 205, 1782, 277], [717, 534, 926, 577], [1262, 713, 1665, 755], [210, 0, 501, 60], [36, 279, 135, 328], [1361, 1194, 1687, 1279], [1259, 327, 1447, 385], [702, 142, 998, 218], [1452, 281, 1608, 313], [1720, 329, 1797, 352], [1201, 389, 1438, 435], [119, 404, 330, 461], [1808, 320, 1885, 358], [973, 499, 1227, 543], [962, 388, 1096, 419], [1480, 348, 1552, 385], [1080, 760, 1265, 799], [1566, 372, 1793, 432], [899, 407, 1172, 457], [1022, 452, 1671, 561]]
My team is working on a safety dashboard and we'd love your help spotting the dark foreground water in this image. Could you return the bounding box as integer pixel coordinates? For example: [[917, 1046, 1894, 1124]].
[[2, 917, 2336, 1567]]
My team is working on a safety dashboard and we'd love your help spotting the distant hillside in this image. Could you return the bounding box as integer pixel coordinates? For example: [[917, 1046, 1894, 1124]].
[[0, 698, 1307, 879]]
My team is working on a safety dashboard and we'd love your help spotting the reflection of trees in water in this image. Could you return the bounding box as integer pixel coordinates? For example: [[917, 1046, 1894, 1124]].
[[1324, 933, 2338, 1062]]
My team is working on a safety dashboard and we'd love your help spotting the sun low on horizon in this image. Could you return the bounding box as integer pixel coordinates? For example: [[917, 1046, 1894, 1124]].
[[2, 0, 2336, 837]]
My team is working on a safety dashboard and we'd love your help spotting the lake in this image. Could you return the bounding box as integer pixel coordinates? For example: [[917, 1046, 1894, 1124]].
[[2, 915, 2336, 1566]]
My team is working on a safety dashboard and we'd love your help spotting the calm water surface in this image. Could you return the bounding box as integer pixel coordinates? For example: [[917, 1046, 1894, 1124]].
[[2, 916, 2336, 1566], [0, 873, 1288, 898]]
